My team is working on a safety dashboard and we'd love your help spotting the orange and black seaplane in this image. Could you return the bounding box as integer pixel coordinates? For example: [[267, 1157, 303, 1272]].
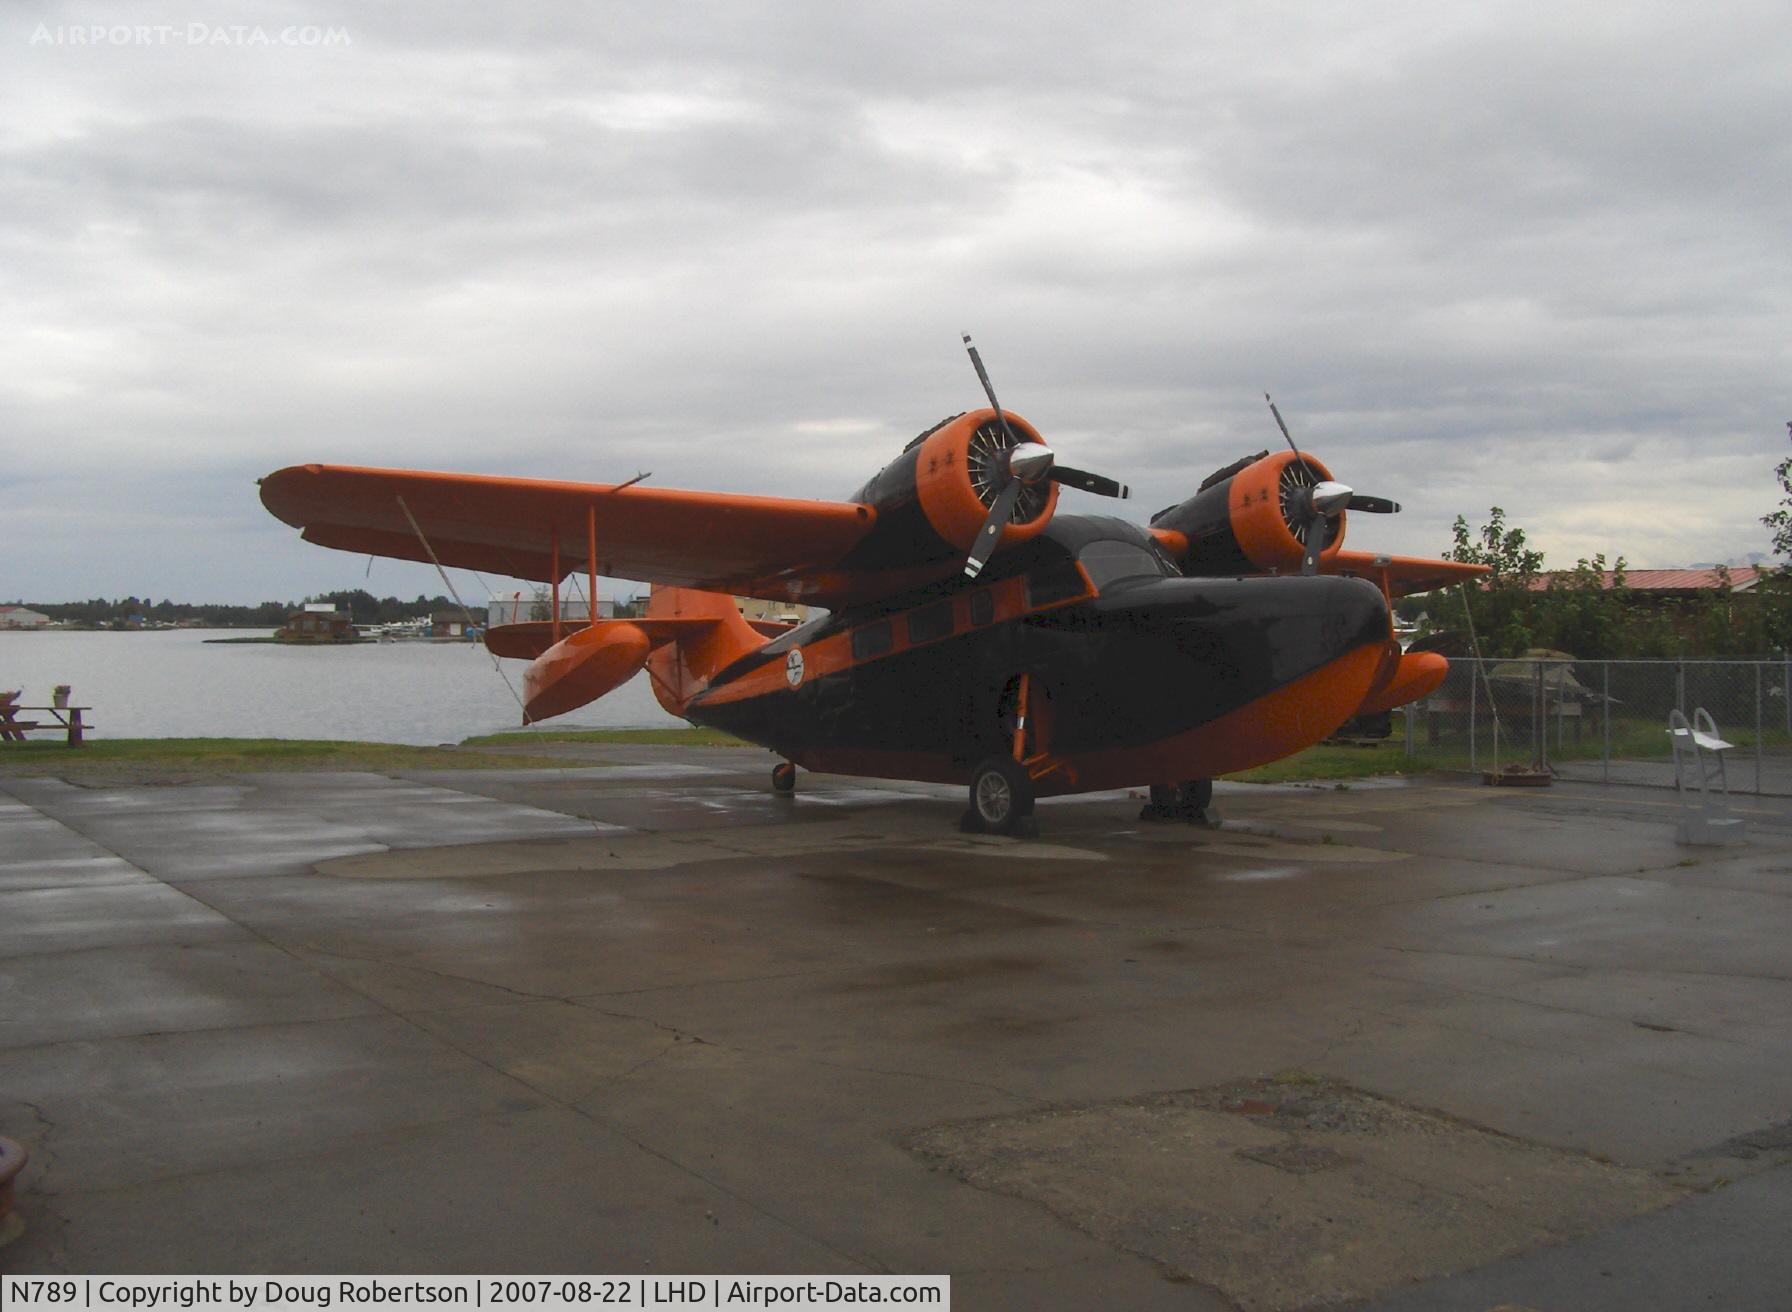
[[260, 339, 1486, 834]]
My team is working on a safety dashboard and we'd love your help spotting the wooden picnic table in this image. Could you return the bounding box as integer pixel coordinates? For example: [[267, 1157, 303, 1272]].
[[0, 698, 91, 745]]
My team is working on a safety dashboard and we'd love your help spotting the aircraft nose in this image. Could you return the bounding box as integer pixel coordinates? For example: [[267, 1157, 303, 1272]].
[[1096, 573, 1391, 684], [1304, 575, 1395, 660]]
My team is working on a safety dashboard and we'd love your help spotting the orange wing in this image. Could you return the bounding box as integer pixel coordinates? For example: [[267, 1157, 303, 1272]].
[[259, 465, 876, 603], [1326, 549, 1490, 598]]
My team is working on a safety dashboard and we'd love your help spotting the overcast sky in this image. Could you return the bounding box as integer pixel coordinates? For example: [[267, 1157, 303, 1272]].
[[4, 0, 1788, 604]]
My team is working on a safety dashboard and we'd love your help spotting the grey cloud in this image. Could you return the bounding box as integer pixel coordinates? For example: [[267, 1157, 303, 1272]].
[[3, 0, 1788, 606]]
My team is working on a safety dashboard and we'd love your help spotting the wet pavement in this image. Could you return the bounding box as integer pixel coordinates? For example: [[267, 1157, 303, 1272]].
[[3, 748, 1791, 1309]]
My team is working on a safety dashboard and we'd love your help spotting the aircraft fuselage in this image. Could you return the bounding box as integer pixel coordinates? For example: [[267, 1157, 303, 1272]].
[[679, 515, 1393, 795]]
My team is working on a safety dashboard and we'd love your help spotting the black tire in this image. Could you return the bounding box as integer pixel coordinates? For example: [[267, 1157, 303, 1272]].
[[1141, 779, 1213, 823], [771, 762, 796, 795], [967, 756, 1035, 835], [1140, 782, 1182, 822]]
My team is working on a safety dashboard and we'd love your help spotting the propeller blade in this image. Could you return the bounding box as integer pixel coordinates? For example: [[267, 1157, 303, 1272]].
[[1266, 392, 1321, 483], [959, 334, 1130, 573], [1301, 510, 1328, 575], [1266, 392, 1297, 452], [963, 333, 1021, 446], [1282, 482, 1331, 576], [1050, 465, 1130, 499], [1348, 494, 1401, 514], [964, 476, 1024, 580]]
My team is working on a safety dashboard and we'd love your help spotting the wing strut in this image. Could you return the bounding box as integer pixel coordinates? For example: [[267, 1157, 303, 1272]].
[[395, 494, 529, 721]]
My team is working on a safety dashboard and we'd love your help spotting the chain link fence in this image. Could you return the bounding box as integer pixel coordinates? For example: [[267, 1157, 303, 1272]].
[[1395, 658, 1792, 795]]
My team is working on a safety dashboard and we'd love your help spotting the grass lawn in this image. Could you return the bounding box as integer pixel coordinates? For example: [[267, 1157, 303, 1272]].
[[1391, 710, 1792, 773], [461, 726, 748, 748], [465, 727, 1444, 784], [1, 729, 1470, 786], [1226, 742, 1439, 784]]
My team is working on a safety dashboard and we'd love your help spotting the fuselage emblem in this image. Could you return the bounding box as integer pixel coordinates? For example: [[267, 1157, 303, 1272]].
[[786, 648, 805, 688]]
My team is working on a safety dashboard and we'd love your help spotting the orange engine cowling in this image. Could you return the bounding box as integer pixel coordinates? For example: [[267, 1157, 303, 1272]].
[[840, 408, 1060, 567], [1150, 449, 1346, 576]]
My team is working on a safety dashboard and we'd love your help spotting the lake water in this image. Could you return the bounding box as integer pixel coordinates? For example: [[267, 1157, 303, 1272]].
[[0, 629, 681, 744]]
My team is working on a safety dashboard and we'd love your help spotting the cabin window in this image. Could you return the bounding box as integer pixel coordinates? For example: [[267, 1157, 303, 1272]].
[[906, 601, 955, 645], [851, 621, 893, 661], [1026, 561, 1087, 607], [1078, 539, 1170, 592], [969, 590, 995, 626]]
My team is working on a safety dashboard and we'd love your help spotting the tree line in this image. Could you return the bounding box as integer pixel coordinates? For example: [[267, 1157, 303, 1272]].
[[15, 590, 458, 628], [1405, 431, 1792, 659], [1400, 507, 1787, 659]]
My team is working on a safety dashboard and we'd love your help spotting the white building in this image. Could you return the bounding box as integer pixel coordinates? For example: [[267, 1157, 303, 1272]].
[[0, 606, 50, 630], [737, 597, 815, 625]]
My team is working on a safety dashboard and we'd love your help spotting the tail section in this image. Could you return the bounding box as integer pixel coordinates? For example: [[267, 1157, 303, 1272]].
[[645, 585, 768, 718], [484, 590, 763, 724]]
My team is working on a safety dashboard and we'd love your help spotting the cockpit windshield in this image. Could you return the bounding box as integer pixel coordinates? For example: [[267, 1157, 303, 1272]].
[[1078, 539, 1174, 592]]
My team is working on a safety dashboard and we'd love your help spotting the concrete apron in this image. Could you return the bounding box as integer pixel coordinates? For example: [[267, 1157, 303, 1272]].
[[2, 756, 1791, 1311]]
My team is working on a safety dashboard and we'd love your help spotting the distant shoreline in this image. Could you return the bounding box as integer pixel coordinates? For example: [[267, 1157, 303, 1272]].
[[202, 635, 372, 645]]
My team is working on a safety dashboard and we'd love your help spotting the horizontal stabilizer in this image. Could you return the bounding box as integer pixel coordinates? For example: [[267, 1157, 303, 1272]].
[[746, 618, 800, 639]]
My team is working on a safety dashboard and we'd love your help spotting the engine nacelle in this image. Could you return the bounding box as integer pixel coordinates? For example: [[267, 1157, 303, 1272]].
[[1151, 449, 1346, 576], [839, 409, 1059, 568]]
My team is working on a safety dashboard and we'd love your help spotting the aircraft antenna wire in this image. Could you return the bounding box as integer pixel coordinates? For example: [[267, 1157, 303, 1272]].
[[394, 494, 530, 722], [565, 569, 596, 620], [1455, 581, 1505, 772]]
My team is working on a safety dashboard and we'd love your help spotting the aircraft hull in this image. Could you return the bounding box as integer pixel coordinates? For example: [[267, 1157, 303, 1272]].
[[685, 573, 1390, 794]]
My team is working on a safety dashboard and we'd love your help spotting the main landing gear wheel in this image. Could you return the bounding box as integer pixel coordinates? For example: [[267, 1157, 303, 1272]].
[[771, 762, 796, 795], [963, 755, 1036, 837], [1140, 779, 1214, 824]]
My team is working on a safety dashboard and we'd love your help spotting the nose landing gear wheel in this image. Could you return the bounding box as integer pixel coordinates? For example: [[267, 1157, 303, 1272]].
[[963, 756, 1036, 836], [771, 762, 796, 795], [1140, 779, 1213, 824]]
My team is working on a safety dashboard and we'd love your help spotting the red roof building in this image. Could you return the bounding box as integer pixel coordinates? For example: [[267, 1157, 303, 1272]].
[[1524, 568, 1762, 595]]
